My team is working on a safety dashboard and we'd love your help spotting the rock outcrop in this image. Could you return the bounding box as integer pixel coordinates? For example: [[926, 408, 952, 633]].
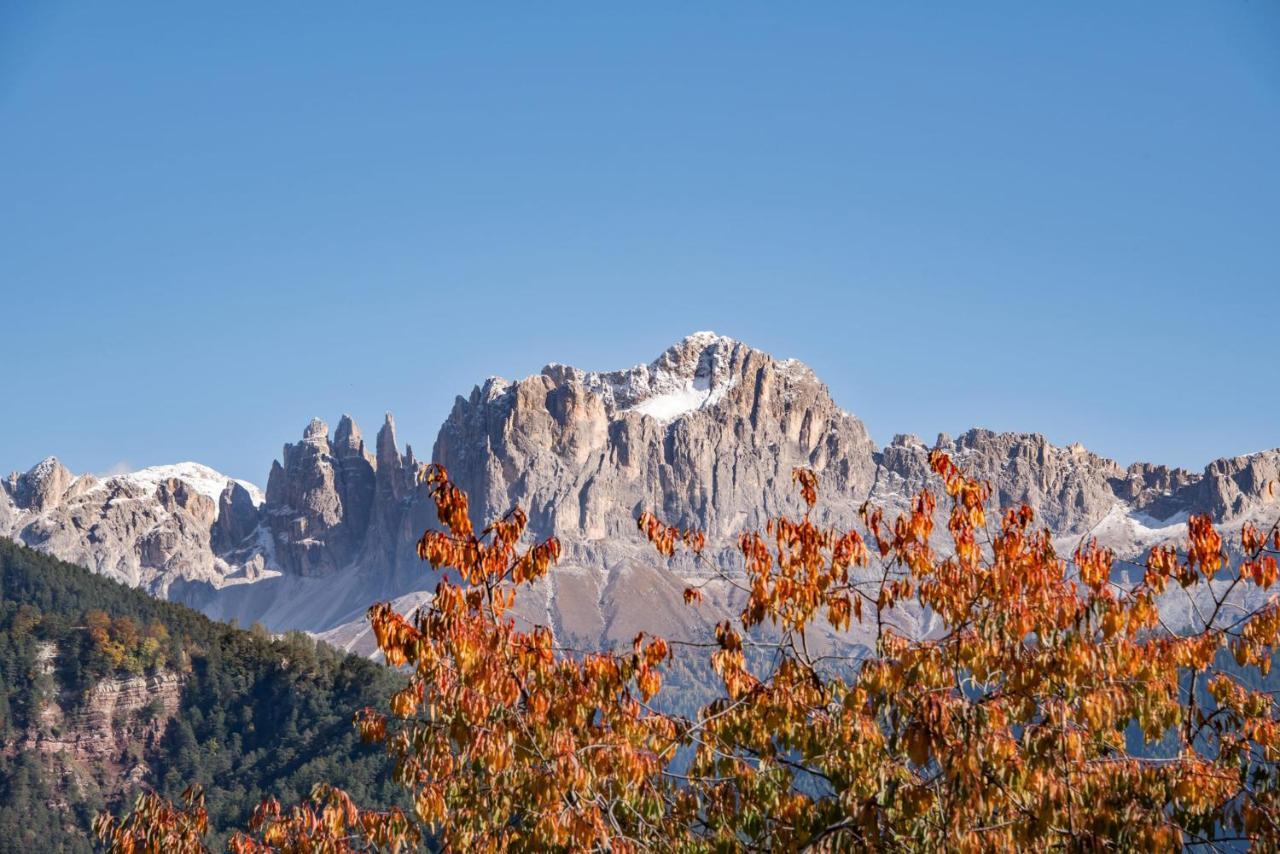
[[13, 642, 184, 805], [259, 414, 427, 579], [32, 669, 184, 765], [213, 481, 263, 554], [360, 414, 426, 571], [875, 430, 1170, 535], [1172, 451, 1280, 522]]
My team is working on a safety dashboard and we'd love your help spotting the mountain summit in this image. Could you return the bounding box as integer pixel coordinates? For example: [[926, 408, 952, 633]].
[[436, 331, 878, 548], [547, 331, 749, 422]]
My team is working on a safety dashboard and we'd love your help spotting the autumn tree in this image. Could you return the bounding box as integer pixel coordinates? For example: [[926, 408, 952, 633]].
[[101, 454, 1280, 851]]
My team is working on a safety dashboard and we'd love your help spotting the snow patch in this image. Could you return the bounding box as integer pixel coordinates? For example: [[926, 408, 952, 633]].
[[27, 457, 65, 479], [1093, 503, 1189, 547], [628, 375, 737, 422], [571, 331, 741, 424], [92, 463, 265, 510], [1057, 503, 1191, 559]]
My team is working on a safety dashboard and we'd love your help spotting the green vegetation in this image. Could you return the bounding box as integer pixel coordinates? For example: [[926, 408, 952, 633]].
[[0, 538, 404, 852]]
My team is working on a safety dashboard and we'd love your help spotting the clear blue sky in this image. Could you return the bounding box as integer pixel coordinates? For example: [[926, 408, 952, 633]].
[[2, 2, 1277, 484]]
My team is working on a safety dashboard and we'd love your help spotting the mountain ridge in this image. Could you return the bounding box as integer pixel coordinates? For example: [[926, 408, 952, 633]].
[[3, 332, 1277, 654]]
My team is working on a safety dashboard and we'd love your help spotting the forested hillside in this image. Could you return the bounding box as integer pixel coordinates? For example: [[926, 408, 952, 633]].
[[0, 538, 405, 852]]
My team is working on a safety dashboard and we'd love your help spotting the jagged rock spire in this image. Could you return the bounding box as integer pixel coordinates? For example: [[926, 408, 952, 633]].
[[376, 413, 399, 469], [333, 414, 363, 452], [303, 417, 329, 443]]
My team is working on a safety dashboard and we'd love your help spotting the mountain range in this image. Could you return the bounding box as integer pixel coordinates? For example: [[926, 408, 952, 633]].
[[4, 332, 1278, 657]]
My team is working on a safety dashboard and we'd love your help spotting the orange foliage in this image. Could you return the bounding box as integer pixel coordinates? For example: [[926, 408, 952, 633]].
[[228, 784, 419, 853], [94, 785, 209, 854], [102, 457, 1280, 852]]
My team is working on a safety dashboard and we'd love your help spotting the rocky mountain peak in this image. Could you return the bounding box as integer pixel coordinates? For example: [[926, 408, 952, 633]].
[[265, 420, 349, 576], [375, 413, 398, 464], [333, 415, 365, 454], [1175, 450, 1280, 522], [303, 417, 329, 444], [540, 331, 749, 424], [9, 456, 75, 512], [434, 332, 879, 548], [0, 459, 271, 594], [373, 413, 416, 504], [105, 463, 264, 514], [646, 329, 739, 385], [213, 481, 261, 553], [256, 413, 427, 581]]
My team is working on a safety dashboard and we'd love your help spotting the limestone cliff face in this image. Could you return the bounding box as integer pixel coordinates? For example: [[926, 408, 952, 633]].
[[876, 431, 1276, 538], [431, 334, 1277, 565], [264, 416, 366, 577], [8, 457, 77, 512], [1174, 451, 1280, 523], [31, 670, 184, 765], [359, 414, 429, 573], [875, 431, 1192, 535], [434, 332, 880, 558], [10, 643, 184, 805], [422, 333, 884, 650], [3, 333, 1278, 649], [938, 430, 1127, 534], [213, 481, 263, 554], [261, 414, 428, 579]]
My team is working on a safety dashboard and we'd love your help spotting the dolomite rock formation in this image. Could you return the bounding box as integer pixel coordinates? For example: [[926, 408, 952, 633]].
[[434, 332, 880, 555], [264, 416, 363, 577], [0, 461, 271, 594], [873, 430, 1206, 535], [8, 457, 77, 512], [213, 481, 263, 554], [259, 414, 428, 578], [3, 332, 1278, 654], [1172, 452, 1280, 522]]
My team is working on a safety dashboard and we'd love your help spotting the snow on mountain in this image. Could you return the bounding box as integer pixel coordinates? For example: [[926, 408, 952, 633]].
[[568, 330, 741, 423], [1088, 503, 1191, 550], [110, 463, 265, 508], [627, 374, 737, 422]]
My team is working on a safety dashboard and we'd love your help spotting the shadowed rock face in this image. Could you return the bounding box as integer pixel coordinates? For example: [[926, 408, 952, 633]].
[[3, 333, 1278, 651], [212, 481, 261, 555], [263, 416, 374, 577], [260, 413, 429, 578]]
